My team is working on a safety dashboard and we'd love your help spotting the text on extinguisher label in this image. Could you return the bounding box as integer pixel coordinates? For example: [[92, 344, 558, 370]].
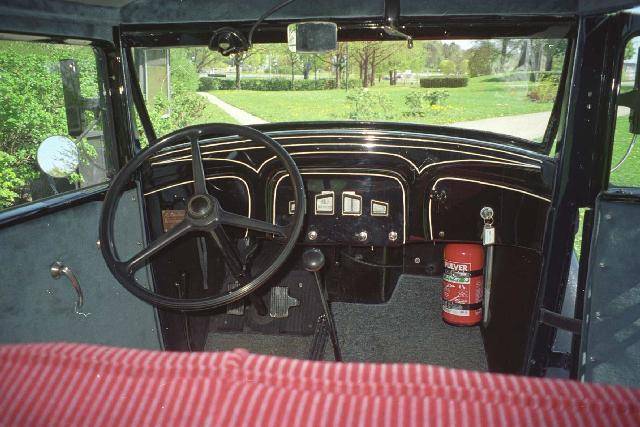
[[443, 261, 472, 284]]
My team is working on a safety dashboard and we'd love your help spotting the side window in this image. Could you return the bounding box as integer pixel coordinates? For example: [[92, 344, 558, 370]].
[[610, 36, 640, 188], [0, 39, 115, 211]]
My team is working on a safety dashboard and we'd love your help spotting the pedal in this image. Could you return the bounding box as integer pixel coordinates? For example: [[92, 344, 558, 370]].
[[269, 286, 299, 318]]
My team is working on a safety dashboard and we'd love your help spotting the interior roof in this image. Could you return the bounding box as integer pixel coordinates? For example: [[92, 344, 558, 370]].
[[0, 0, 637, 42]]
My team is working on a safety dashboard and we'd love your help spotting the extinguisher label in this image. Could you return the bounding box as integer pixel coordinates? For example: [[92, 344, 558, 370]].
[[443, 261, 471, 284]]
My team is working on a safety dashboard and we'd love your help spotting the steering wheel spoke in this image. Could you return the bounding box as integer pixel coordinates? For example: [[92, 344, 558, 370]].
[[218, 209, 288, 238], [190, 133, 208, 195], [208, 227, 247, 280], [124, 220, 192, 274]]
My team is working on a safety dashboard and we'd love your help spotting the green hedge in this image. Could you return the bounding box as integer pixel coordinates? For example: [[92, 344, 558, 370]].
[[199, 76, 362, 91], [419, 77, 468, 88]]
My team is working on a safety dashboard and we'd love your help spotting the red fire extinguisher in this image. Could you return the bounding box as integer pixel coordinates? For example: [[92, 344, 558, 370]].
[[442, 243, 484, 326]]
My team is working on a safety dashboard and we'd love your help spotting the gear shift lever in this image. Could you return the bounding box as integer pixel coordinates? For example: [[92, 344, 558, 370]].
[[303, 248, 342, 361]]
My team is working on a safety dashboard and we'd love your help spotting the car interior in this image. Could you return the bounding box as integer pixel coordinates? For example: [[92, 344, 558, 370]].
[[1, 0, 640, 403]]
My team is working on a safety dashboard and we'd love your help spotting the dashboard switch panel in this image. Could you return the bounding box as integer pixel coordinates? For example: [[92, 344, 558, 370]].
[[273, 173, 405, 246]]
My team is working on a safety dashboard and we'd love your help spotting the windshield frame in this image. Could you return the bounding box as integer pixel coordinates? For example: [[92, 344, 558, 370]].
[[120, 16, 576, 154]]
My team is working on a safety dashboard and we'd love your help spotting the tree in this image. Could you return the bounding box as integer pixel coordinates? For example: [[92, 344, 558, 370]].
[[423, 41, 444, 70], [381, 41, 425, 85], [186, 47, 225, 73], [439, 59, 456, 76], [282, 49, 301, 87], [316, 42, 349, 87], [543, 39, 568, 72], [230, 48, 262, 90], [0, 41, 98, 208], [625, 42, 636, 60], [352, 41, 395, 87], [467, 41, 500, 77]]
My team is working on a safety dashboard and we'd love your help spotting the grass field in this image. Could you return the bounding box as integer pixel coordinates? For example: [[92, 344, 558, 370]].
[[210, 75, 554, 125], [197, 103, 238, 125]]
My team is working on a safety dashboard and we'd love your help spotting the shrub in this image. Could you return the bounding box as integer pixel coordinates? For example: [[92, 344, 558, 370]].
[[346, 89, 393, 120], [527, 82, 558, 102], [140, 92, 209, 147], [199, 76, 362, 91], [526, 73, 560, 102], [404, 90, 449, 117], [420, 77, 468, 88]]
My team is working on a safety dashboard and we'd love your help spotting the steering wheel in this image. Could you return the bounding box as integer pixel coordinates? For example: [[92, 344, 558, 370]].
[[99, 124, 306, 311]]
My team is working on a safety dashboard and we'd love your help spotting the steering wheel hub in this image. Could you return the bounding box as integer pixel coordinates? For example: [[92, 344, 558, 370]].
[[187, 194, 216, 219]]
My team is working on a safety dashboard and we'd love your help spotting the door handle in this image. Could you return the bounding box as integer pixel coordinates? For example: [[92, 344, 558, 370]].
[[50, 261, 84, 310]]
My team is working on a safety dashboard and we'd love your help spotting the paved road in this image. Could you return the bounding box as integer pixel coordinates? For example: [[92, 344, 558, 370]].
[[198, 92, 267, 125], [447, 107, 631, 140], [448, 111, 551, 140]]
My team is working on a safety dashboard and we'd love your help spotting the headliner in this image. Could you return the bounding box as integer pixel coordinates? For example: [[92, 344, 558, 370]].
[[0, 0, 638, 42]]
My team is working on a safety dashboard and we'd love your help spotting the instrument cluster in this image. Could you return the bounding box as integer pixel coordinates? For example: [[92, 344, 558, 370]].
[[272, 173, 405, 246]]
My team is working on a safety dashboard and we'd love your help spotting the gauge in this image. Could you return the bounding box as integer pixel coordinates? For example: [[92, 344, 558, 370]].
[[371, 200, 389, 217], [314, 191, 335, 215], [288, 200, 296, 214], [342, 191, 362, 216]]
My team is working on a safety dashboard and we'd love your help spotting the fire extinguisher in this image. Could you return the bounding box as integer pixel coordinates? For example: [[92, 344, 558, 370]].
[[442, 243, 484, 326]]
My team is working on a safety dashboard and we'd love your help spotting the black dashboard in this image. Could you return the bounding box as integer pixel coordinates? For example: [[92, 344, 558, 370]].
[[142, 122, 554, 251]]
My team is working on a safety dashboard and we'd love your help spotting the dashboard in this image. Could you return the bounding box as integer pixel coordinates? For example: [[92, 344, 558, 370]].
[[143, 122, 554, 251]]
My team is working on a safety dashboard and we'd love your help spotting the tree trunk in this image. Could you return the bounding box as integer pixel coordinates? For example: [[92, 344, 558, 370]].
[[369, 61, 376, 87], [335, 65, 341, 88], [500, 39, 509, 72], [235, 60, 241, 90], [303, 61, 311, 79], [545, 54, 553, 71], [516, 40, 527, 69]]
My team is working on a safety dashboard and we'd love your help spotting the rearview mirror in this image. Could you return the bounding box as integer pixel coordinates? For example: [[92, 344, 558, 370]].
[[287, 22, 337, 53], [37, 136, 79, 178]]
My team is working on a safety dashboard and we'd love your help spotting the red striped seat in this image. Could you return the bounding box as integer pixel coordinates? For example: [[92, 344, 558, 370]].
[[0, 343, 638, 426]]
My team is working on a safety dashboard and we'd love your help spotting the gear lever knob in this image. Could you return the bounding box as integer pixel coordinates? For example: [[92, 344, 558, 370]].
[[303, 248, 325, 272]]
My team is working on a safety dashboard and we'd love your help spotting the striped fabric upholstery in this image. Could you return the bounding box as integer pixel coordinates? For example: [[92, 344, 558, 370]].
[[0, 343, 638, 426]]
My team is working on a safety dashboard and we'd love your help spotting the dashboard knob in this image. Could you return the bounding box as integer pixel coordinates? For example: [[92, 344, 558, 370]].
[[356, 230, 368, 242], [307, 230, 318, 241], [388, 231, 398, 242]]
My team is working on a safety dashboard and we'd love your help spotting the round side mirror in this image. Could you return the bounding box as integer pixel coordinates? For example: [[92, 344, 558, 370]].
[[37, 136, 79, 178]]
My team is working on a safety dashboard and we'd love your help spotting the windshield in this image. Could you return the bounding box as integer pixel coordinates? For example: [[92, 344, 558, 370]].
[[133, 38, 567, 145]]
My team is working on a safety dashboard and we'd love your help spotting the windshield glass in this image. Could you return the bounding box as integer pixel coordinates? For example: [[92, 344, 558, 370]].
[[133, 38, 567, 145]]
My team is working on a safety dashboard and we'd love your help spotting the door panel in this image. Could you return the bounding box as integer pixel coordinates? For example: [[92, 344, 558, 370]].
[[579, 191, 640, 387], [0, 191, 161, 349]]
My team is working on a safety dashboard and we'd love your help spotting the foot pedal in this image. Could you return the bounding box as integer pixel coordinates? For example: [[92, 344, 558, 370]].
[[269, 286, 299, 318], [308, 315, 329, 360]]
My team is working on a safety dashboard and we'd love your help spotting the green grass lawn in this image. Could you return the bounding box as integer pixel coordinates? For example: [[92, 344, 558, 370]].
[[197, 103, 238, 125], [211, 75, 554, 125]]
